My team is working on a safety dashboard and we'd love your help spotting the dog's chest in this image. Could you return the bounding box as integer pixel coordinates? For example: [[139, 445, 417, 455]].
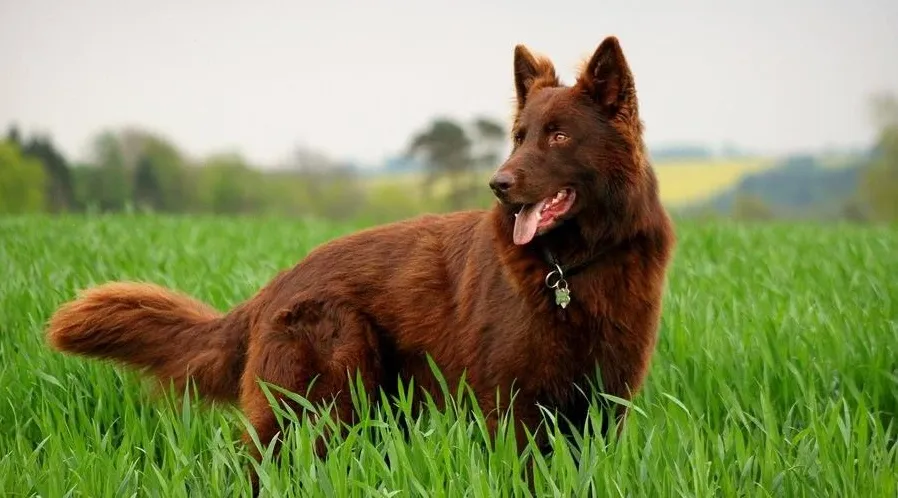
[[532, 314, 604, 386], [477, 302, 605, 397]]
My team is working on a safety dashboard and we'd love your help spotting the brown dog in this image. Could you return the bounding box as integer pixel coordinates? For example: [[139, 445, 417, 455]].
[[47, 35, 675, 466]]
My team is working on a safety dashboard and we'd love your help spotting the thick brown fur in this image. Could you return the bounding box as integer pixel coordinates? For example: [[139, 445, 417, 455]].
[[47, 282, 251, 402], [46, 35, 675, 482]]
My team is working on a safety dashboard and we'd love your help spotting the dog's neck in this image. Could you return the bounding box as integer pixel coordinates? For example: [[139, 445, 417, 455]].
[[490, 204, 614, 278], [534, 215, 618, 278]]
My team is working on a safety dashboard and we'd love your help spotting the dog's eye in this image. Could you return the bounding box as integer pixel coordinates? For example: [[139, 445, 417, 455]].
[[550, 132, 569, 144], [513, 131, 525, 146]]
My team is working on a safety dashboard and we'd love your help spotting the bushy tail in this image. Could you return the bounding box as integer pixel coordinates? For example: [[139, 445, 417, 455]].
[[46, 282, 249, 403]]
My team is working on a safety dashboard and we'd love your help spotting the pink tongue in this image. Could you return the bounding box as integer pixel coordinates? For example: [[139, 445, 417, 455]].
[[513, 200, 546, 245]]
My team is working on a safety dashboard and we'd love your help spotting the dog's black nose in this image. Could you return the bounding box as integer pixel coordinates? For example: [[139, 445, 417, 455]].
[[489, 172, 515, 194]]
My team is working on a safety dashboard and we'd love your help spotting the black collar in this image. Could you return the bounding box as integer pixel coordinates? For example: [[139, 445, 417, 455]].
[[538, 244, 610, 310], [539, 245, 604, 279]]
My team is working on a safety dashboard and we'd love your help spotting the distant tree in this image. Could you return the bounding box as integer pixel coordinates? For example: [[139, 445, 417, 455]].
[[408, 118, 472, 176], [0, 140, 47, 214], [407, 117, 474, 210], [465, 117, 509, 207], [470, 117, 507, 170], [133, 155, 162, 211], [405, 116, 509, 211], [84, 131, 132, 211], [132, 133, 190, 212], [77, 127, 191, 213], [6, 124, 22, 147], [22, 135, 76, 212], [859, 92, 898, 222], [195, 152, 265, 214]]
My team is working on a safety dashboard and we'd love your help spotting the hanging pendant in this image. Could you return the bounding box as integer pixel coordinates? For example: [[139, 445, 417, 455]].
[[545, 264, 571, 309], [554, 285, 571, 309]]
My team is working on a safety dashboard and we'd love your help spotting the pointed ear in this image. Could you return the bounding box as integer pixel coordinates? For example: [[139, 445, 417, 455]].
[[577, 36, 637, 117], [514, 45, 558, 110]]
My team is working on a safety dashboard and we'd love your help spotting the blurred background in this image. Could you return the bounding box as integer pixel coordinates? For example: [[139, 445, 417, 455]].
[[2, 0, 897, 225]]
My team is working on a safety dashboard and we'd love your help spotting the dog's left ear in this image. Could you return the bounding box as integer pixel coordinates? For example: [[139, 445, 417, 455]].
[[577, 36, 637, 118]]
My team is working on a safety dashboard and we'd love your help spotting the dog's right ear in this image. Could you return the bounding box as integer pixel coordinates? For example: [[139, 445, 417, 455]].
[[514, 45, 558, 110], [576, 36, 637, 120]]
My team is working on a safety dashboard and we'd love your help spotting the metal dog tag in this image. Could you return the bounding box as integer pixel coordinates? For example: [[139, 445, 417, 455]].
[[554, 286, 571, 309], [545, 265, 571, 309]]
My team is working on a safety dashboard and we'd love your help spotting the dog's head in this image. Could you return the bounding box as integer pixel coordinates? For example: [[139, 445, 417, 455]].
[[489, 36, 647, 246]]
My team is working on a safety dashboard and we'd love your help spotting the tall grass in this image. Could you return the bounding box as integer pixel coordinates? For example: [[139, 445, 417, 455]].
[[0, 214, 895, 496]]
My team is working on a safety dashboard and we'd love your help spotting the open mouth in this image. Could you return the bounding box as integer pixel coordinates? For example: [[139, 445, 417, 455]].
[[512, 188, 576, 245]]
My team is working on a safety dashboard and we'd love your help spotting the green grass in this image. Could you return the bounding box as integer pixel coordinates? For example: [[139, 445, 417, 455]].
[[1, 213, 896, 497]]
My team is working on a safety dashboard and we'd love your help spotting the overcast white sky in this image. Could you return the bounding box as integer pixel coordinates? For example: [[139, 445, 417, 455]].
[[2, 0, 896, 167]]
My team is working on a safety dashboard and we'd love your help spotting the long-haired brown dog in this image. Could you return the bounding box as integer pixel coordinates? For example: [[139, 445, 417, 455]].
[[47, 35, 675, 481]]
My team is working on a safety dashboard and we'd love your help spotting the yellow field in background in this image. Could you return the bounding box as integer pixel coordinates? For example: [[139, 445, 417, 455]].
[[653, 158, 775, 205], [364, 157, 779, 207]]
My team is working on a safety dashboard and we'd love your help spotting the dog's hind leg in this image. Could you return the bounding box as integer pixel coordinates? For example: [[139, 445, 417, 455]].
[[238, 297, 382, 492]]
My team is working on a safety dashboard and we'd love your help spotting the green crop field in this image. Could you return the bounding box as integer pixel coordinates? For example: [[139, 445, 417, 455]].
[[1, 214, 896, 497]]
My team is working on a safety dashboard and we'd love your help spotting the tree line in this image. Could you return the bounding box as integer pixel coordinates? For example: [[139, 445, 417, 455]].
[[859, 92, 898, 222], [3, 91, 897, 224], [0, 115, 509, 223]]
